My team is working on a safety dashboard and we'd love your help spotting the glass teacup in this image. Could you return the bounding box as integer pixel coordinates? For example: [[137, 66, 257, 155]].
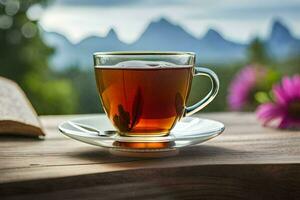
[[94, 52, 219, 137]]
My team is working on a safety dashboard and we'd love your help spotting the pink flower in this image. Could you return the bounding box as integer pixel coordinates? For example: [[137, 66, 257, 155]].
[[256, 75, 300, 129], [228, 65, 267, 110]]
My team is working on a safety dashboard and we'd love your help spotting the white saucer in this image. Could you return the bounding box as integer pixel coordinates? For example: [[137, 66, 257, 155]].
[[58, 116, 225, 157]]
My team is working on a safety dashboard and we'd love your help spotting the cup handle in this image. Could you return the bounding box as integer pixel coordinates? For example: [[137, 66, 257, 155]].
[[185, 67, 219, 116]]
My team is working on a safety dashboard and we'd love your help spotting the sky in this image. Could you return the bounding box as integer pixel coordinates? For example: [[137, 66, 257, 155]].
[[37, 0, 300, 44]]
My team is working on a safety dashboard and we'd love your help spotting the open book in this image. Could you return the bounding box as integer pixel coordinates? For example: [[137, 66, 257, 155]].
[[0, 77, 44, 137]]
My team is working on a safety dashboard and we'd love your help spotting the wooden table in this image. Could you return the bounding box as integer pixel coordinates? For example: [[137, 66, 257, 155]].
[[0, 112, 299, 199]]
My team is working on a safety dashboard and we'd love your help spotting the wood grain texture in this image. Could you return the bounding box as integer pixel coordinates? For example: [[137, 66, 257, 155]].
[[0, 112, 300, 199], [1, 164, 300, 200]]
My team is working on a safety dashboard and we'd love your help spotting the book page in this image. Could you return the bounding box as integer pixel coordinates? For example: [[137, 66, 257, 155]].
[[0, 77, 43, 135]]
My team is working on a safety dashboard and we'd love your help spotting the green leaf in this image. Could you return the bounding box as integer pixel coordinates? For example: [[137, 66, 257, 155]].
[[258, 69, 281, 90], [255, 91, 271, 104]]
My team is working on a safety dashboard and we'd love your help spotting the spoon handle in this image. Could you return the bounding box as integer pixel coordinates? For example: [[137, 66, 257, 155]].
[[68, 121, 109, 136]]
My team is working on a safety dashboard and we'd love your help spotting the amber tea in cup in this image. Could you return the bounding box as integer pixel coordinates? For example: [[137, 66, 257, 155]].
[[94, 52, 219, 137]]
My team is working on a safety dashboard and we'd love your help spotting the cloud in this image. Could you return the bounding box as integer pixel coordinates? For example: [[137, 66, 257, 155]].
[[186, 3, 300, 20], [55, 0, 140, 6], [42, 0, 300, 43], [55, 0, 193, 7]]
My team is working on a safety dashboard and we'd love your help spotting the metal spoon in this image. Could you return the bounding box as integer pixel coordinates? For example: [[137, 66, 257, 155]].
[[68, 121, 115, 137]]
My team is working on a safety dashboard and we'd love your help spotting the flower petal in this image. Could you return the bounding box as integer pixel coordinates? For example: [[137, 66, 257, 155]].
[[282, 76, 296, 99], [256, 103, 284, 125], [228, 66, 266, 111], [278, 116, 290, 129], [273, 84, 289, 105], [292, 75, 300, 98]]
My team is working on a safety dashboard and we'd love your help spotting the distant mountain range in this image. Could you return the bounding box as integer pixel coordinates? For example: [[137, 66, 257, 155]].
[[42, 18, 300, 70]]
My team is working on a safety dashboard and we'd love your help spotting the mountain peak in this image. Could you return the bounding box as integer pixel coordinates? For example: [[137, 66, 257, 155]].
[[106, 28, 118, 39], [149, 17, 177, 29], [270, 20, 292, 40], [202, 29, 223, 40], [156, 17, 172, 25], [139, 17, 188, 37], [272, 20, 288, 31]]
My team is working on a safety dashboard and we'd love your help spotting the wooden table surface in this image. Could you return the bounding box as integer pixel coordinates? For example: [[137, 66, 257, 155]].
[[0, 112, 299, 199]]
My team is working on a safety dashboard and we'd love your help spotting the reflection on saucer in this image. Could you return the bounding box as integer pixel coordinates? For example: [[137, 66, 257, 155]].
[[113, 141, 175, 149], [59, 116, 225, 157]]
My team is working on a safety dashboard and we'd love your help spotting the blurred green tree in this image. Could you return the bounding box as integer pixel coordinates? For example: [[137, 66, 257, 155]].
[[56, 67, 102, 114], [247, 37, 270, 65], [279, 54, 300, 75], [0, 0, 77, 114]]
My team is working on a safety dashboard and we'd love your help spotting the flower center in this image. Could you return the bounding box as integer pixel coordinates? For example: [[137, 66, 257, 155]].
[[288, 100, 300, 119]]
